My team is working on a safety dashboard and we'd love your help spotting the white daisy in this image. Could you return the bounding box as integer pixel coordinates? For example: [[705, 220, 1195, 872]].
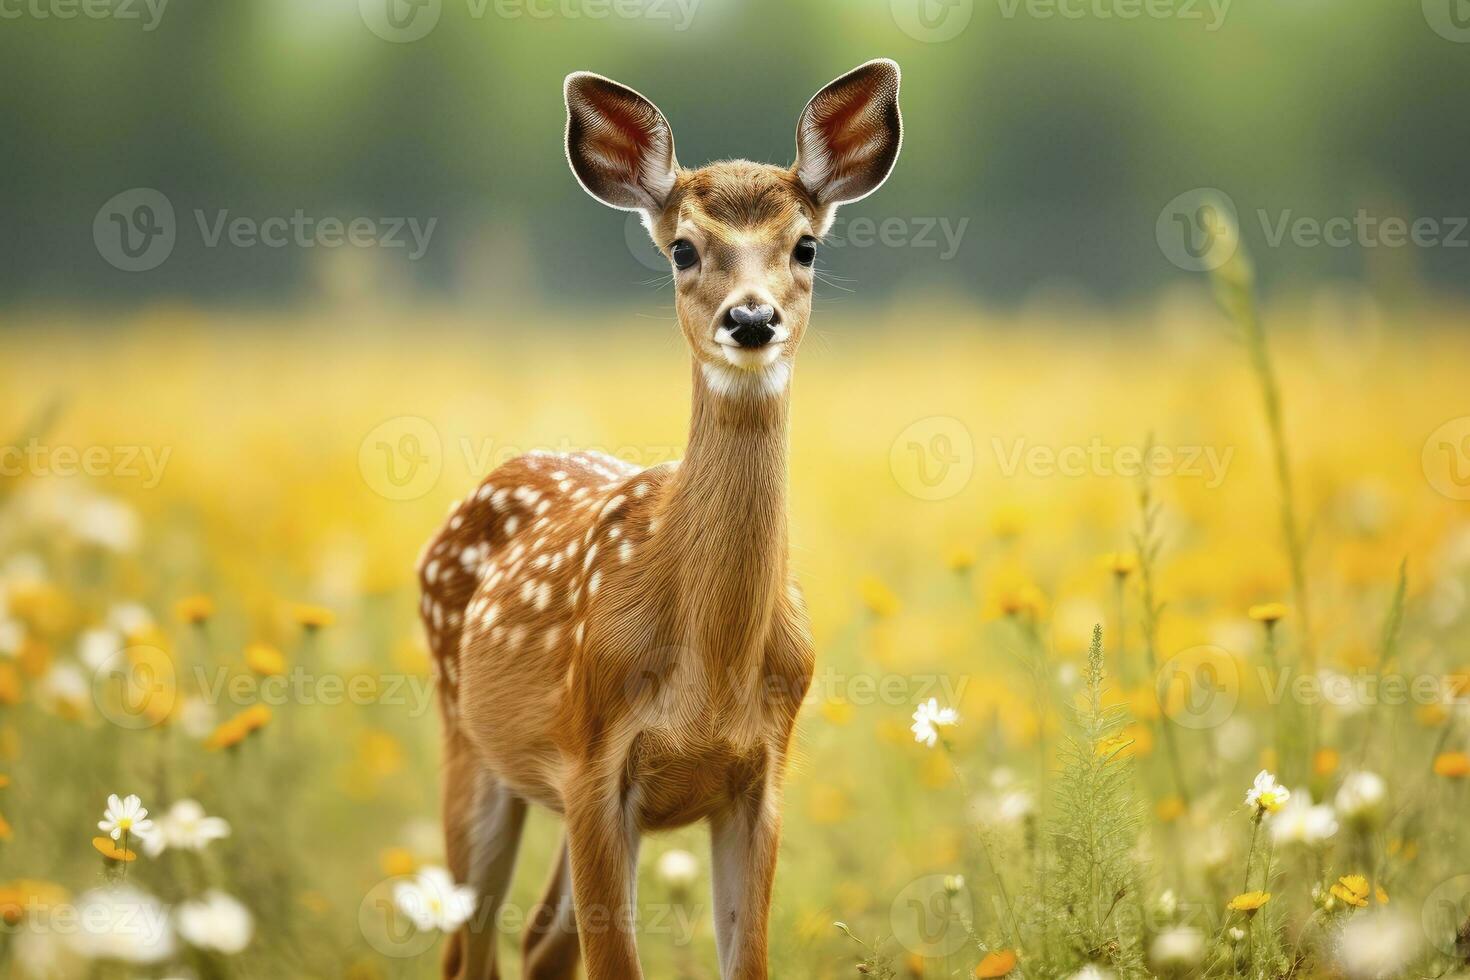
[[175, 891, 254, 954], [1335, 771, 1387, 825], [1150, 926, 1205, 969], [1335, 911, 1419, 979], [98, 793, 156, 844], [1244, 769, 1290, 814], [1270, 788, 1338, 847], [0, 618, 24, 657], [655, 849, 699, 889], [142, 799, 231, 858], [78, 627, 123, 671], [393, 867, 476, 932], [65, 885, 175, 963], [910, 698, 959, 748]]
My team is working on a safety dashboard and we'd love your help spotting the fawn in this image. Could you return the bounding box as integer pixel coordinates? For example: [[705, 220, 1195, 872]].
[[418, 59, 902, 979]]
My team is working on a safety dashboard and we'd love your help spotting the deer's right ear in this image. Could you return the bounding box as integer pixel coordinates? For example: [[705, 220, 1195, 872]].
[[564, 72, 678, 214]]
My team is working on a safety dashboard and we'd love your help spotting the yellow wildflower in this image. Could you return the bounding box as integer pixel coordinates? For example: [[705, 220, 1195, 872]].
[[293, 604, 336, 629], [379, 847, 417, 877], [1433, 751, 1470, 778], [91, 836, 136, 862], [1228, 891, 1271, 913], [975, 949, 1018, 978], [245, 643, 287, 677], [1101, 552, 1137, 578], [174, 595, 215, 625], [1330, 874, 1370, 908], [858, 577, 901, 618], [1248, 602, 1287, 624]]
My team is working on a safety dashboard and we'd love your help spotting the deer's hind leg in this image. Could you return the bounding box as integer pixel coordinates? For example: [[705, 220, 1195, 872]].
[[521, 836, 579, 979], [442, 730, 528, 980]]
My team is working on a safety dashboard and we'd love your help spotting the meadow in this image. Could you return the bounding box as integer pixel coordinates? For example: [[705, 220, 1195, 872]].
[[1, 281, 1469, 978]]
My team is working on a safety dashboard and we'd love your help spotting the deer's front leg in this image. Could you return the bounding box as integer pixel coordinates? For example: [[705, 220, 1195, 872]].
[[564, 776, 643, 980], [710, 783, 781, 980]]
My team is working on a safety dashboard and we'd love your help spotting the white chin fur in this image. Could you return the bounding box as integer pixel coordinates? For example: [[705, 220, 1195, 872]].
[[719, 343, 784, 369], [701, 360, 791, 399]]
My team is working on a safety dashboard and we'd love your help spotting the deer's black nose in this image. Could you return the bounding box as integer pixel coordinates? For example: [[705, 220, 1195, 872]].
[[724, 304, 777, 348]]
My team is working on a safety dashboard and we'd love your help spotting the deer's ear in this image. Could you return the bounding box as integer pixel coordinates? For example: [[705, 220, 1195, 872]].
[[794, 59, 902, 209], [564, 72, 678, 213]]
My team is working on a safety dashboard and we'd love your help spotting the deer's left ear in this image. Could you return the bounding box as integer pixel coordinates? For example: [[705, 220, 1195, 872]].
[[794, 59, 902, 213], [564, 71, 678, 213]]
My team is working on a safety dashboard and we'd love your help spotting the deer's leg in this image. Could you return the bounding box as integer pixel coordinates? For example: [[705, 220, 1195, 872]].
[[521, 836, 579, 979], [709, 785, 780, 980], [442, 731, 528, 980], [564, 779, 643, 979]]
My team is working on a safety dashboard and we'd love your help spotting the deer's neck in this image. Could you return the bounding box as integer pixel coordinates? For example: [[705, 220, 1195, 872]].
[[655, 362, 791, 682]]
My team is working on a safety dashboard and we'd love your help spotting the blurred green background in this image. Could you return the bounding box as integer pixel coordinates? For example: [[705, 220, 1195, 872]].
[[2, 0, 1467, 312]]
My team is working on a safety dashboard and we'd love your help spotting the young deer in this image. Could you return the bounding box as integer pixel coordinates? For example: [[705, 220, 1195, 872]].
[[418, 60, 902, 979]]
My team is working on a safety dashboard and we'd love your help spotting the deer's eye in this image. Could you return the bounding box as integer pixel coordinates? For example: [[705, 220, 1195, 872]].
[[792, 236, 817, 267], [670, 240, 699, 270]]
